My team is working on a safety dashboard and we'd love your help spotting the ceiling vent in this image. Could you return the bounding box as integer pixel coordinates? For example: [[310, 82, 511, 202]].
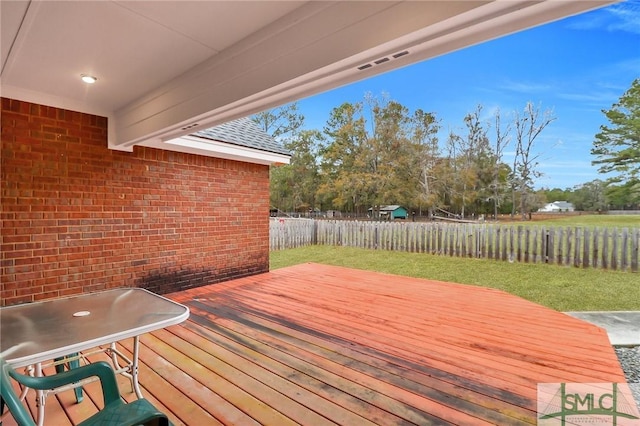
[[357, 50, 409, 71], [180, 123, 200, 131]]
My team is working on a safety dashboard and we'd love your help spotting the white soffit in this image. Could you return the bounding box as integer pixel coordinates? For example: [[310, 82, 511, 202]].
[[115, 0, 614, 152], [152, 136, 291, 166]]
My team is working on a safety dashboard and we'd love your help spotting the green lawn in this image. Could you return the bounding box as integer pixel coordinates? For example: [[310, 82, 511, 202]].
[[522, 214, 640, 228], [270, 245, 640, 312]]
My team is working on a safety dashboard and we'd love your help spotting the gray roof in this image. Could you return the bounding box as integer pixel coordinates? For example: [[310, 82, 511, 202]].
[[193, 117, 290, 156], [551, 201, 574, 208]]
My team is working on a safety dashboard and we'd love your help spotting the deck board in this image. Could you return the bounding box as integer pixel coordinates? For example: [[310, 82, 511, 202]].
[[2, 263, 629, 425]]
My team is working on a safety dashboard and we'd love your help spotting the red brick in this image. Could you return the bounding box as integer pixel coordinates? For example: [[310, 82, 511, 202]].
[[1, 97, 270, 306]]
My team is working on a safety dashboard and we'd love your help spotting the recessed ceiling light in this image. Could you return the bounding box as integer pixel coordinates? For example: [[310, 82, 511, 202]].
[[81, 74, 97, 84]]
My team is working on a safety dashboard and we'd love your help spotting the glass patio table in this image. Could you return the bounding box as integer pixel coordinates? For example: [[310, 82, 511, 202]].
[[0, 288, 190, 425]]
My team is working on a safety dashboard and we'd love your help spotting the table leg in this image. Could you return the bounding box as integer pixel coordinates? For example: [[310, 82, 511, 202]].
[[35, 363, 45, 426], [108, 337, 143, 399], [131, 336, 143, 398]]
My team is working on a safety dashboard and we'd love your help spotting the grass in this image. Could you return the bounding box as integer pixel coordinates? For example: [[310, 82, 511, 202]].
[[270, 245, 640, 312], [515, 214, 640, 228]]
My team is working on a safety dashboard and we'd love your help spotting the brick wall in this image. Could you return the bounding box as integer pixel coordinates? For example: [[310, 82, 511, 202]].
[[1, 98, 270, 306]]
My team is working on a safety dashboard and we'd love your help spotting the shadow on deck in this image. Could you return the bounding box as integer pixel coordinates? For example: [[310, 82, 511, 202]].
[[3, 263, 631, 425]]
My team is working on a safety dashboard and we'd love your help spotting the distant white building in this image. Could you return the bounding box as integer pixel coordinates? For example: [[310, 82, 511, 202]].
[[538, 201, 575, 212]]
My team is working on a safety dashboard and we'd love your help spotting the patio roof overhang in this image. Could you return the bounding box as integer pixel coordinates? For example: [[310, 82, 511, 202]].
[[165, 135, 291, 166], [1, 1, 615, 160]]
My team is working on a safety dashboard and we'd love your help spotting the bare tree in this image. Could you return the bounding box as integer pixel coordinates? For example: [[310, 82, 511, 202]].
[[511, 102, 556, 220], [490, 108, 511, 220]]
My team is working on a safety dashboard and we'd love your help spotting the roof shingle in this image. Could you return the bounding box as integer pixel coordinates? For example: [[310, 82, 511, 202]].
[[193, 117, 290, 156]]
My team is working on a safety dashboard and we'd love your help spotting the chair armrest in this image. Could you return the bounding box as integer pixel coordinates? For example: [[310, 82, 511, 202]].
[[9, 361, 121, 405]]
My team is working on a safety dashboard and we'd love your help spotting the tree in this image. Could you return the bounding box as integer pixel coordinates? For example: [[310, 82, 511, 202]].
[[252, 102, 304, 141], [543, 187, 573, 204], [605, 180, 640, 210], [253, 102, 306, 213], [591, 78, 640, 184], [318, 102, 368, 213], [488, 108, 511, 220], [446, 105, 491, 217], [571, 180, 607, 211], [320, 95, 420, 216], [285, 130, 323, 213], [511, 102, 556, 220], [269, 163, 294, 212], [409, 109, 441, 217], [365, 95, 413, 211]]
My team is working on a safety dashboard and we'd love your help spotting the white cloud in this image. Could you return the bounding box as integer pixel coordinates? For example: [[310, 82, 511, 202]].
[[500, 80, 552, 94], [568, 0, 640, 34], [540, 160, 594, 170], [605, 0, 640, 34], [556, 91, 618, 103]]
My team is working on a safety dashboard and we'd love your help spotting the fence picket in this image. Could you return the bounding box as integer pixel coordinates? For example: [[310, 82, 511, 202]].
[[622, 228, 629, 272], [573, 229, 580, 268], [612, 228, 619, 271], [501, 226, 508, 261], [592, 228, 599, 269], [602, 228, 609, 270], [632, 228, 639, 273], [565, 227, 572, 267], [583, 228, 590, 269], [556, 228, 563, 265]]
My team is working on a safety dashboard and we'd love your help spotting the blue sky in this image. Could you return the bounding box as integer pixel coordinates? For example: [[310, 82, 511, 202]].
[[295, 1, 640, 190]]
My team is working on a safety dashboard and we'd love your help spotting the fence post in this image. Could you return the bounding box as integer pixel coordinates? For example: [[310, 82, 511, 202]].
[[544, 228, 550, 264]]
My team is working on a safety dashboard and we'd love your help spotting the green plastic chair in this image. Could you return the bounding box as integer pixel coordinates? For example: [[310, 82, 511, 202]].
[[0, 357, 171, 426]]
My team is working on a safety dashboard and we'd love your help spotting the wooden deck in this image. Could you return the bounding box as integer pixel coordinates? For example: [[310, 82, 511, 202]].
[[3, 263, 628, 425]]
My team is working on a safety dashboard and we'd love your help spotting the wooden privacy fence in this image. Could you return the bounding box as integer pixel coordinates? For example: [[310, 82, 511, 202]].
[[270, 219, 640, 272]]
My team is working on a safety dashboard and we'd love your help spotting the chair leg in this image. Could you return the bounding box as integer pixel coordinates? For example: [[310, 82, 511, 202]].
[[53, 354, 84, 403], [67, 356, 83, 403]]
